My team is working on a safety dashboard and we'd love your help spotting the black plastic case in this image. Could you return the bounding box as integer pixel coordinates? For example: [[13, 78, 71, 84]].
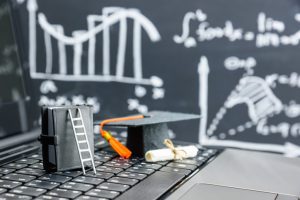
[[40, 105, 94, 172]]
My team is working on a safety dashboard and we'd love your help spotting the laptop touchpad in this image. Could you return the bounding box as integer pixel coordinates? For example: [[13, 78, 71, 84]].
[[178, 183, 277, 200]]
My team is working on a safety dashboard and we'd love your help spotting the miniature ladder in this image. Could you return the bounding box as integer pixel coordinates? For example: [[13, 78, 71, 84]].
[[68, 108, 96, 174]]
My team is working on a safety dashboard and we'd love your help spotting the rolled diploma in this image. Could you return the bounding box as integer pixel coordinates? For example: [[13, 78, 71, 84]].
[[145, 145, 198, 162]]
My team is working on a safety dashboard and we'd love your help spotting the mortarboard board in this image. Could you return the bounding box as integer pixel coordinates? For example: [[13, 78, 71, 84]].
[[96, 111, 200, 157]]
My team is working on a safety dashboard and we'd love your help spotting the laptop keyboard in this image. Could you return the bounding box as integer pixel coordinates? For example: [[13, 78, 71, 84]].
[[0, 145, 218, 200]]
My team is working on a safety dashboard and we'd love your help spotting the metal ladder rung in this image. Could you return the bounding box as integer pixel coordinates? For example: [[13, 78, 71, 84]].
[[72, 118, 81, 121], [74, 125, 84, 128], [76, 133, 85, 136], [80, 149, 90, 152], [82, 158, 92, 162], [78, 140, 87, 144]]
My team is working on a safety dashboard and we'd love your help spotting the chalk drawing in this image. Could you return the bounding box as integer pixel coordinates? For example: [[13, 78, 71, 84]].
[[284, 101, 300, 118], [168, 129, 176, 139], [174, 9, 300, 48], [27, 0, 163, 87], [295, 13, 300, 22], [198, 56, 209, 144], [173, 8, 300, 155], [225, 76, 283, 123], [224, 57, 256, 75], [198, 55, 300, 156], [40, 80, 58, 94], [127, 98, 148, 114], [152, 88, 165, 100], [135, 86, 147, 98], [38, 95, 101, 113]]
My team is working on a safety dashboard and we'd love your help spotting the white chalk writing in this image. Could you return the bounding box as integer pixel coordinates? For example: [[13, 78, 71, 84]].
[[174, 9, 300, 48]]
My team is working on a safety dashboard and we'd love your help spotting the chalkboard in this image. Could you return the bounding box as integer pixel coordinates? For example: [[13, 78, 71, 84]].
[[11, 0, 300, 156], [0, 0, 25, 104]]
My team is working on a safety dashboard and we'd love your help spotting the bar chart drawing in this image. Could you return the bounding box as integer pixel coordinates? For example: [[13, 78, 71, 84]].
[[27, 0, 163, 87]]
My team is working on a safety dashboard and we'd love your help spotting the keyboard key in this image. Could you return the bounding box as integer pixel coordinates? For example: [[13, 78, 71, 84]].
[[107, 177, 138, 186], [192, 156, 207, 163], [96, 166, 123, 174], [2, 173, 35, 182], [0, 168, 15, 175], [15, 158, 39, 165], [0, 179, 22, 189], [153, 161, 169, 165], [36, 195, 68, 200], [174, 159, 203, 166], [47, 188, 81, 199], [86, 189, 119, 199], [111, 157, 139, 165], [0, 188, 7, 194], [117, 172, 147, 180], [26, 180, 59, 190], [75, 195, 106, 200], [73, 176, 104, 185], [206, 149, 218, 155], [29, 163, 44, 169], [134, 162, 162, 170], [94, 161, 103, 167], [126, 166, 155, 175], [60, 182, 93, 192], [86, 171, 114, 179], [0, 193, 32, 199], [39, 174, 72, 183], [10, 186, 46, 197], [201, 152, 210, 157], [116, 171, 185, 200], [3, 163, 27, 169], [94, 155, 112, 162], [166, 163, 197, 170], [160, 166, 191, 175], [104, 161, 131, 169], [201, 149, 217, 157], [96, 151, 117, 158], [28, 154, 43, 160], [94, 140, 108, 149], [16, 168, 45, 176], [54, 170, 82, 178], [98, 182, 129, 192]]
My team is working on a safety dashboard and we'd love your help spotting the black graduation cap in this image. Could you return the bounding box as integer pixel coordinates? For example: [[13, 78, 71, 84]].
[[96, 111, 200, 157]]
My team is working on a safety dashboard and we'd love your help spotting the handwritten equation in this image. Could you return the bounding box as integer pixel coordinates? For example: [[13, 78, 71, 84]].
[[174, 9, 300, 48]]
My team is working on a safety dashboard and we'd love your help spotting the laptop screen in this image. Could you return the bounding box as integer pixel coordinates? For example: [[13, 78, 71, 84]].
[[0, 0, 29, 139]]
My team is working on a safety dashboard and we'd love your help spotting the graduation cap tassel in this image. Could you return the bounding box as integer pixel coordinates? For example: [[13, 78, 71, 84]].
[[99, 115, 144, 159], [102, 130, 132, 159]]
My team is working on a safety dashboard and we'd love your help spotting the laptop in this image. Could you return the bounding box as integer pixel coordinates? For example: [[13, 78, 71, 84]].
[[1, 0, 300, 199]]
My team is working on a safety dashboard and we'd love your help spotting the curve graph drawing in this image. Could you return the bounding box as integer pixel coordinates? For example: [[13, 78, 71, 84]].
[[225, 76, 283, 124], [27, 0, 163, 87], [198, 56, 300, 156]]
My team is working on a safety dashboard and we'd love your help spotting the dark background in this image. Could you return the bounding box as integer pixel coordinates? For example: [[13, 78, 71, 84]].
[[9, 0, 300, 148]]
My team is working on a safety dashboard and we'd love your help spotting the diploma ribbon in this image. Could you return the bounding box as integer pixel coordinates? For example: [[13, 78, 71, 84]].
[[163, 139, 187, 160]]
